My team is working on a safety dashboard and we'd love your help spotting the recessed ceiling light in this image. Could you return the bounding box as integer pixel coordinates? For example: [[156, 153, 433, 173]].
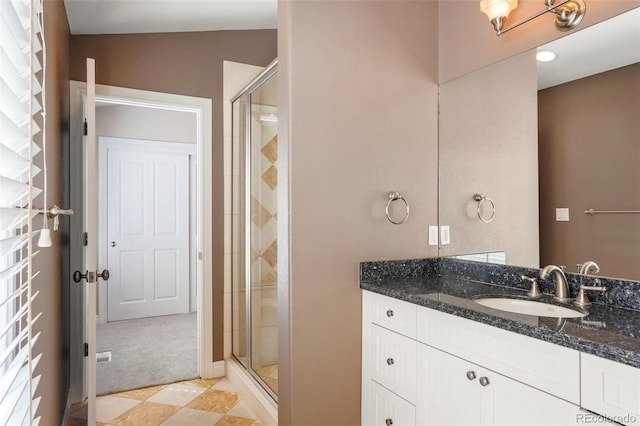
[[536, 50, 557, 62]]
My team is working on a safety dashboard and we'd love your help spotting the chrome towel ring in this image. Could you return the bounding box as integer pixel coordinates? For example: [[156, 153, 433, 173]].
[[386, 192, 410, 225], [474, 194, 495, 223]]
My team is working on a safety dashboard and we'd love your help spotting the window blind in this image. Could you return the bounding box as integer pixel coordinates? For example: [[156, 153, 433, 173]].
[[0, 0, 44, 424]]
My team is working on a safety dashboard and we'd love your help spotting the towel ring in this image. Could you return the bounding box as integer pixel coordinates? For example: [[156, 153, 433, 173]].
[[386, 192, 410, 225], [474, 194, 495, 223]]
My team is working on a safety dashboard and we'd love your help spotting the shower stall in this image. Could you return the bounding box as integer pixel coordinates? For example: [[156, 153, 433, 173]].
[[231, 61, 278, 401]]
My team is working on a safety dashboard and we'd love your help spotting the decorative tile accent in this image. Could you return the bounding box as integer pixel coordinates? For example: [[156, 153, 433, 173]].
[[186, 389, 240, 414], [261, 241, 277, 268], [111, 401, 179, 426], [261, 135, 277, 164], [251, 196, 273, 227], [263, 270, 277, 284], [261, 166, 277, 190]]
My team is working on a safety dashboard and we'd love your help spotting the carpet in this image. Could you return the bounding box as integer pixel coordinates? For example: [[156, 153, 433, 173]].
[[96, 312, 198, 395]]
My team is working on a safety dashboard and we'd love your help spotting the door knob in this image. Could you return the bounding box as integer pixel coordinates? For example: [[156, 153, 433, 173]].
[[110, 241, 116, 247], [479, 376, 490, 387], [466, 370, 477, 380], [97, 269, 110, 281], [73, 270, 88, 283]]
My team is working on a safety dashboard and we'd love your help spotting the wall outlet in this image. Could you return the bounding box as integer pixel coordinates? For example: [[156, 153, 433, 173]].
[[556, 208, 570, 222], [440, 225, 450, 245], [428, 226, 439, 246]]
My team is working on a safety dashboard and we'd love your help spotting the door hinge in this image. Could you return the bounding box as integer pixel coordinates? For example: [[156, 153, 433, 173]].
[[83, 232, 88, 246], [84, 343, 89, 357], [84, 119, 88, 136]]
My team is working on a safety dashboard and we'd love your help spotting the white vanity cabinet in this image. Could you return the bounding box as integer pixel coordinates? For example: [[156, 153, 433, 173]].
[[416, 343, 579, 426], [362, 290, 583, 426]]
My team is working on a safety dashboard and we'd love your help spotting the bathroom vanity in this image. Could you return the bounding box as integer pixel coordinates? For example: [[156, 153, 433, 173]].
[[361, 258, 640, 426]]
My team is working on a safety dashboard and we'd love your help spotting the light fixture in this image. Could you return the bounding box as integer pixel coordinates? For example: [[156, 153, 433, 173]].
[[536, 50, 557, 62], [481, 0, 586, 36]]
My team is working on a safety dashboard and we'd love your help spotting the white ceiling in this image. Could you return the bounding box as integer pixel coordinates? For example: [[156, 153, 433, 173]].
[[63, 0, 277, 35], [537, 7, 640, 89]]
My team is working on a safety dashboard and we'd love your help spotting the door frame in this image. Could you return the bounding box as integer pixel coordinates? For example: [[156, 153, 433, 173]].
[[97, 137, 197, 324], [69, 81, 216, 404]]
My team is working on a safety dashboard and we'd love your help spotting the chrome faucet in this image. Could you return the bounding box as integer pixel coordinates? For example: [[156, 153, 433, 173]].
[[578, 261, 600, 275], [540, 265, 571, 302]]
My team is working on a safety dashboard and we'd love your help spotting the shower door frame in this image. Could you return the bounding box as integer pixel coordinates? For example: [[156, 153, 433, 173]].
[[231, 60, 278, 402]]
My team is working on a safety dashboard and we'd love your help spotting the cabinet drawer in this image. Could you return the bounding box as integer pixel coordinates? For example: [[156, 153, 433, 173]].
[[581, 353, 640, 425], [416, 306, 580, 404], [368, 380, 415, 426], [370, 324, 416, 404], [365, 291, 416, 338]]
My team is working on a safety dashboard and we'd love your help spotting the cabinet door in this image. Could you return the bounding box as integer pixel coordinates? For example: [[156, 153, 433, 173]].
[[369, 380, 416, 426], [417, 343, 579, 426], [370, 324, 417, 403], [487, 369, 580, 426], [581, 353, 640, 425], [416, 343, 482, 426]]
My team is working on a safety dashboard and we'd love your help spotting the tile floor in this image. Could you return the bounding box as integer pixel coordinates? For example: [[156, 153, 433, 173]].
[[68, 377, 261, 426]]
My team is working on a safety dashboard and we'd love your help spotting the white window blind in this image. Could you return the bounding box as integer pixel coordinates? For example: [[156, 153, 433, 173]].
[[0, 0, 44, 424]]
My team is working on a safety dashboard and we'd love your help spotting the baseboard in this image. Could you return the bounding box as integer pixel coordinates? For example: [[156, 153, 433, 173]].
[[60, 388, 72, 426], [225, 358, 278, 426], [201, 359, 225, 379]]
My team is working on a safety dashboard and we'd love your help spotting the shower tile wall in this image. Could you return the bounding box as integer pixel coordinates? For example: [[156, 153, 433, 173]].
[[250, 108, 278, 370]]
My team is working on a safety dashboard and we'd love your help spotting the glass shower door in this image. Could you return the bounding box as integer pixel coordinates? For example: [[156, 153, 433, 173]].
[[231, 62, 278, 400]]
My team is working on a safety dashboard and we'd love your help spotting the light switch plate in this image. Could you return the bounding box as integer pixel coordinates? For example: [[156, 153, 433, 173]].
[[556, 208, 570, 222], [428, 226, 439, 246], [440, 225, 450, 245]]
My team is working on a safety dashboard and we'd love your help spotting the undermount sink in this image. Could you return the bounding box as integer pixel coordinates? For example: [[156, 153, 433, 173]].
[[473, 296, 587, 318]]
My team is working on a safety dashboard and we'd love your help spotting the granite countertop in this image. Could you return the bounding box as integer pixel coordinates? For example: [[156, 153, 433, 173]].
[[361, 274, 640, 369]]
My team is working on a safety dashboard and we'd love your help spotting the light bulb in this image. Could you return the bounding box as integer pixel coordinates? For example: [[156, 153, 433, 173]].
[[480, 0, 518, 32]]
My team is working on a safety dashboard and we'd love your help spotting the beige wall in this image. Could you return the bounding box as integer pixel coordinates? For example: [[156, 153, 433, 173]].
[[33, 0, 70, 423], [439, 51, 540, 268], [539, 63, 640, 280], [278, 1, 439, 424], [69, 30, 277, 361], [96, 104, 197, 144], [439, 0, 640, 82]]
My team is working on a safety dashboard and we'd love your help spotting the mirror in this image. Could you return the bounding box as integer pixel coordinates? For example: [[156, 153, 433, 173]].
[[438, 7, 640, 281]]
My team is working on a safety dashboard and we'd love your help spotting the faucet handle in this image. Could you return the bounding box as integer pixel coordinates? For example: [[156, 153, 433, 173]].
[[574, 285, 607, 307], [521, 275, 541, 298]]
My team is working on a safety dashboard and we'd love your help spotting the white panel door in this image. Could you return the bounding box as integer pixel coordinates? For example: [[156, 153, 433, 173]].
[[107, 147, 190, 321]]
